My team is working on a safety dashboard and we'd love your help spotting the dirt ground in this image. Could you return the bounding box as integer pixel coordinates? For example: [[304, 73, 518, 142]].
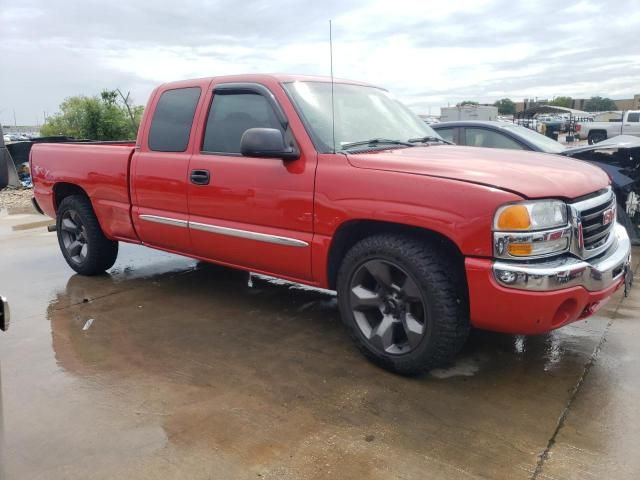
[[1, 209, 639, 480], [0, 188, 33, 210]]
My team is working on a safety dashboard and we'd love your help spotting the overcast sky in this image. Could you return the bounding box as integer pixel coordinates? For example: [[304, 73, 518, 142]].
[[1, 0, 639, 125]]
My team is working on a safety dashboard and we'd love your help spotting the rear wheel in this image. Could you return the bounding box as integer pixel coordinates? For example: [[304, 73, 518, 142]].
[[337, 234, 469, 375], [588, 131, 607, 144], [57, 195, 118, 275]]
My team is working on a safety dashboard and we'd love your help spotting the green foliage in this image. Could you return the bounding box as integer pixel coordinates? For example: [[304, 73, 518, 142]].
[[493, 98, 515, 115], [457, 100, 479, 106], [550, 96, 573, 108], [584, 96, 618, 112], [41, 90, 143, 140]]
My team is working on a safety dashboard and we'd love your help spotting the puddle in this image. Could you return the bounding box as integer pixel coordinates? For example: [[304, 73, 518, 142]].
[[430, 357, 481, 379]]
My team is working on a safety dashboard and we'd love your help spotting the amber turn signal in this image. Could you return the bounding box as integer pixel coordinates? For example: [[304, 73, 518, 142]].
[[496, 205, 531, 230], [507, 243, 533, 256]]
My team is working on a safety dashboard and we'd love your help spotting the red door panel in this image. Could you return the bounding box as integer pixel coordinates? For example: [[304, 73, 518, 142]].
[[187, 154, 315, 280]]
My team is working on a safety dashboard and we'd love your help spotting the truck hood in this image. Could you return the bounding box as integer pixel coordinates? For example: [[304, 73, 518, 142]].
[[347, 145, 609, 199]]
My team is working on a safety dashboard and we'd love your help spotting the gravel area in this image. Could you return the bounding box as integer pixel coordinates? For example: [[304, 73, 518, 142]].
[[0, 188, 34, 210]]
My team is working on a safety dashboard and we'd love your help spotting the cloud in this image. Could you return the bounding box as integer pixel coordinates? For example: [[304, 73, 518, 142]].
[[0, 0, 638, 124]]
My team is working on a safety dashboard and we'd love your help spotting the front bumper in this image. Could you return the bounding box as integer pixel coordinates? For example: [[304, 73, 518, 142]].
[[465, 223, 631, 334], [493, 223, 631, 292]]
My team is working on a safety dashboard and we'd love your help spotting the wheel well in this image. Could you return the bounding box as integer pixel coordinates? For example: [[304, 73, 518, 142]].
[[53, 183, 88, 211], [326, 220, 465, 290]]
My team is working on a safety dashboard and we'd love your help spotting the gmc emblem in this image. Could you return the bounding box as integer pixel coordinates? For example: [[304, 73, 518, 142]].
[[602, 207, 615, 226]]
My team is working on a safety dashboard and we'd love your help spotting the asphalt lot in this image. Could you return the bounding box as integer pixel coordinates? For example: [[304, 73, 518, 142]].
[[1, 206, 639, 480]]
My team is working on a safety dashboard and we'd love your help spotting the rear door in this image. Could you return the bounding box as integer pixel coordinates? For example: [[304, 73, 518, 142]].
[[131, 82, 207, 252], [186, 81, 317, 281]]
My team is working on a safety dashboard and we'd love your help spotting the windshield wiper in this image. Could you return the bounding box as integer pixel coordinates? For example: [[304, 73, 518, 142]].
[[340, 138, 415, 150], [407, 136, 454, 145]]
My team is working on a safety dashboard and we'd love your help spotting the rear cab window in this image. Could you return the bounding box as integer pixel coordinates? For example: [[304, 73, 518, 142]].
[[148, 87, 201, 152]]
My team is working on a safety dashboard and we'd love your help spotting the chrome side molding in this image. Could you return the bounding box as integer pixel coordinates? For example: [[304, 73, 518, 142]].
[[139, 214, 308, 247], [139, 214, 188, 228]]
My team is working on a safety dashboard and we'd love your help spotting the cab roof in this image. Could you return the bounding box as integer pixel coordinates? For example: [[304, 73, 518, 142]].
[[158, 73, 377, 90]]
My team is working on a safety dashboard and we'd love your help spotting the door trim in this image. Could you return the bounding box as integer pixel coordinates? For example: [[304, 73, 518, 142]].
[[189, 221, 309, 247], [140, 214, 308, 247], [139, 214, 188, 228]]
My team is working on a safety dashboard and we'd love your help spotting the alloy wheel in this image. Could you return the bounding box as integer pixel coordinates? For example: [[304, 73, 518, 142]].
[[349, 259, 428, 354], [60, 210, 89, 264]]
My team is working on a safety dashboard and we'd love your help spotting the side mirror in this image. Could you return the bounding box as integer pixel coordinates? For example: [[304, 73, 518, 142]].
[[0, 295, 9, 332], [240, 128, 299, 161]]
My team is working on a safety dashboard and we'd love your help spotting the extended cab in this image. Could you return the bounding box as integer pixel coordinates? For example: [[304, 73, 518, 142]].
[[576, 110, 640, 144], [31, 75, 632, 374]]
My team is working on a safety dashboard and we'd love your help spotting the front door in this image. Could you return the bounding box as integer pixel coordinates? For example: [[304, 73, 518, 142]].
[[186, 82, 316, 282]]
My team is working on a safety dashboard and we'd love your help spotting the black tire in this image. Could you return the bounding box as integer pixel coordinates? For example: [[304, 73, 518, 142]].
[[56, 195, 118, 275], [337, 234, 469, 375], [588, 131, 607, 145]]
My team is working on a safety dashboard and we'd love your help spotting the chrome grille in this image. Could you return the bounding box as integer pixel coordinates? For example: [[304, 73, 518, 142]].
[[570, 188, 616, 259]]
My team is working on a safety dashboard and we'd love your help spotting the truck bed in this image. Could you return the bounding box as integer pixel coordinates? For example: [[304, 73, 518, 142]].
[[31, 142, 139, 242]]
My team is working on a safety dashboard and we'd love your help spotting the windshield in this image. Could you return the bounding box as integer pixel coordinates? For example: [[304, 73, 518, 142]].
[[501, 124, 566, 154], [283, 81, 440, 152]]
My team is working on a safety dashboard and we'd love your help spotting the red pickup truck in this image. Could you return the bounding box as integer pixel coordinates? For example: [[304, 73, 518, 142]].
[[31, 74, 631, 374]]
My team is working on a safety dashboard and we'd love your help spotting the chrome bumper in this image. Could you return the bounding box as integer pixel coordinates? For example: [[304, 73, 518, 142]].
[[493, 223, 631, 292]]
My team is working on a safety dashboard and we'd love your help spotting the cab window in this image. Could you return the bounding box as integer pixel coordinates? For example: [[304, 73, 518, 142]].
[[435, 127, 455, 143], [464, 128, 524, 150], [148, 87, 201, 152], [627, 112, 640, 122], [202, 92, 283, 154]]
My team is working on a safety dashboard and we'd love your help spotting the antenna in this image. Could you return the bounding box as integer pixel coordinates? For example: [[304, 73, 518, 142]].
[[329, 20, 336, 154]]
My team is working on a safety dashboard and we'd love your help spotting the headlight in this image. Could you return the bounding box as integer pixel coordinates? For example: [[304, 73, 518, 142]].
[[495, 200, 568, 231], [493, 200, 570, 259]]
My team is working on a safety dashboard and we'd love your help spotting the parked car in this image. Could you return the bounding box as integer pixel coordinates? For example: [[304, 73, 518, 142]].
[[1, 295, 9, 332], [30, 74, 631, 375], [576, 110, 640, 144], [432, 121, 640, 243]]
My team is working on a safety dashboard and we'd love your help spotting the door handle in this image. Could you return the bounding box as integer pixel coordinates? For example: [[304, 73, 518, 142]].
[[190, 169, 210, 185]]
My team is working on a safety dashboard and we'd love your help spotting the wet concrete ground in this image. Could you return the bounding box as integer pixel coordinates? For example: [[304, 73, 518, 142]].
[[0, 207, 638, 480]]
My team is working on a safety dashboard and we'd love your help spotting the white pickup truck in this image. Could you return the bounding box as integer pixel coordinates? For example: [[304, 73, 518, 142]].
[[576, 111, 640, 144]]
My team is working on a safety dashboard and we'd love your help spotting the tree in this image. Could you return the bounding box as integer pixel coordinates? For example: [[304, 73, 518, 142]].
[[41, 90, 144, 140], [550, 96, 573, 108], [457, 100, 479, 106], [584, 96, 618, 112], [493, 98, 515, 115]]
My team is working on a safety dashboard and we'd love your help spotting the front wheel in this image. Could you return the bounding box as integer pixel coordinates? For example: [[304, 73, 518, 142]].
[[56, 195, 119, 275], [337, 234, 469, 375]]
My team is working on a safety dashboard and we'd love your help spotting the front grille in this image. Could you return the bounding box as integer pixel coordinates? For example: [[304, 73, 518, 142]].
[[571, 189, 616, 258]]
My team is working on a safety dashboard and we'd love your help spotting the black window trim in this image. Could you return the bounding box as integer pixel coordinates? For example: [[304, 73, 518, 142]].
[[200, 82, 295, 156], [148, 86, 202, 153]]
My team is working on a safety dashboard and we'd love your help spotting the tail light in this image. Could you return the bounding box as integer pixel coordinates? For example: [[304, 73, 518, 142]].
[[575, 124, 581, 132]]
